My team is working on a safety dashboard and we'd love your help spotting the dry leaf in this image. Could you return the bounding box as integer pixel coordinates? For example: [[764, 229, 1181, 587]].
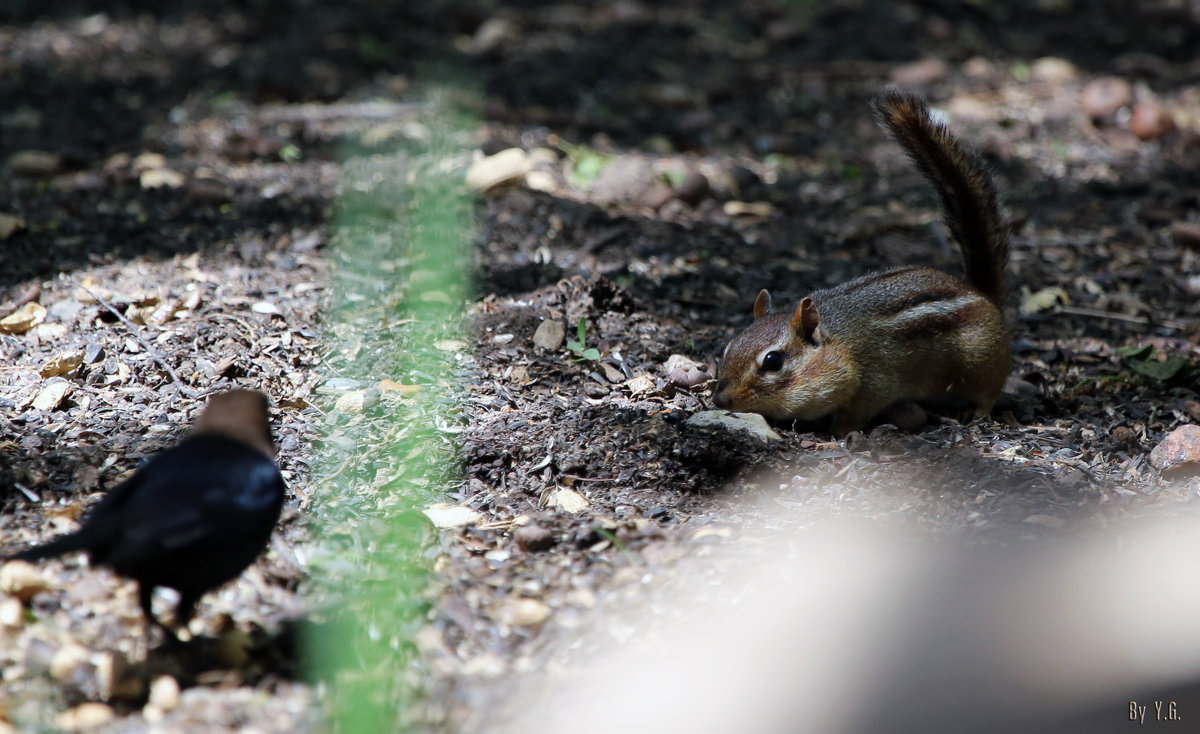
[[623, 373, 657, 398], [552, 487, 589, 513], [691, 526, 732, 541], [379, 379, 421, 395], [0, 301, 46, 334], [1019, 286, 1070, 316], [40, 350, 84, 378], [0, 213, 25, 239], [144, 299, 181, 326]]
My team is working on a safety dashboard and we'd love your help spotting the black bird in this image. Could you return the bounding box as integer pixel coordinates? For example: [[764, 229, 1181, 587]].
[[4, 389, 285, 637]]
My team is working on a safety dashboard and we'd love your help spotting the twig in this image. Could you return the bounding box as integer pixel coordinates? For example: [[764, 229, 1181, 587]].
[[0, 282, 41, 319], [255, 101, 420, 124], [1057, 305, 1188, 331], [81, 284, 199, 399], [14, 482, 40, 502]]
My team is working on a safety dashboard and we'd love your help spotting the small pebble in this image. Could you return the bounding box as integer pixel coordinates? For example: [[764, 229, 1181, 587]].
[[644, 506, 670, 520], [1130, 100, 1174, 141], [1080, 77, 1131, 119], [1186, 400, 1200, 423], [1150, 424, 1200, 476], [640, 182, 674, 210], [728, 165, 760, 195], [187, 178, 232, 204], [0, 596, 23, 627], [889, 57, 948, 87], [49, 643, 91, 683], [1030, 56, 1076, 83], [1111, 425, 1138, 448], [514, 524, 554, 552], [1169, 221, 1200, 251], [686, 410, 781, 442], [590, 155, 658, 205], [673, 170, 710, 206], [9, 150, 63, 177], [498, 598, 551, 628], [148, 674, 181, 712], [663, 354, 710, 388], [532, 319, 565, 351], [0, 213, 25, 239]]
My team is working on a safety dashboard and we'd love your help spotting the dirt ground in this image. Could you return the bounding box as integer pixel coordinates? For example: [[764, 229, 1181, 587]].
[[2, 1, 1200, 732]]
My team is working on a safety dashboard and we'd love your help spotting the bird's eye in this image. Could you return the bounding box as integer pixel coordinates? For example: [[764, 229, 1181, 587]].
[[760, 351, 785, 372]]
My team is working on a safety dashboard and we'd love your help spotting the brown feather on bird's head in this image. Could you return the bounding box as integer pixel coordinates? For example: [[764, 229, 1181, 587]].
[[189, 390, 276, 458]]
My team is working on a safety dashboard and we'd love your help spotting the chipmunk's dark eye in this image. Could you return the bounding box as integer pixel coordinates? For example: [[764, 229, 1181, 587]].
[[760, 351, 785, 372]]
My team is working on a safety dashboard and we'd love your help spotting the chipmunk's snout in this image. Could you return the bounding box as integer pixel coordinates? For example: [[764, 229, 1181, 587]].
[[713, 378, 733, 409]]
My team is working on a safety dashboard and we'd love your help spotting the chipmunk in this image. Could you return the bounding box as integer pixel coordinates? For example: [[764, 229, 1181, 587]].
[[712, 90, 1010, 434]]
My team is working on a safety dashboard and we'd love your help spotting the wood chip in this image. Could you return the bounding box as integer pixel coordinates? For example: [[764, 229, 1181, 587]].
[[40, 350, 84, 378], [691, 526, 731, 541], [0, 560, 54, 601], [139, 168, 186, 189], [466, 148, 531, 192], [9, 149, 62, 176], [723, 201, 778, 218], [424, 503, 483, 528], [55, 702, 115, 731], [32, 381, 72, 411], [498, 598, 551, 627]]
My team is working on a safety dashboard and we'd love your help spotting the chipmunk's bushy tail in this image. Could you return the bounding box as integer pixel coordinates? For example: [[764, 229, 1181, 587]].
[[873, 89, 1009, 308]]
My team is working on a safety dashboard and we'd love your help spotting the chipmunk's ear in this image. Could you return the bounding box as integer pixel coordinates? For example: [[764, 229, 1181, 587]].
[[791, 297, 820, 344], [753, 289, 772, 319]]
